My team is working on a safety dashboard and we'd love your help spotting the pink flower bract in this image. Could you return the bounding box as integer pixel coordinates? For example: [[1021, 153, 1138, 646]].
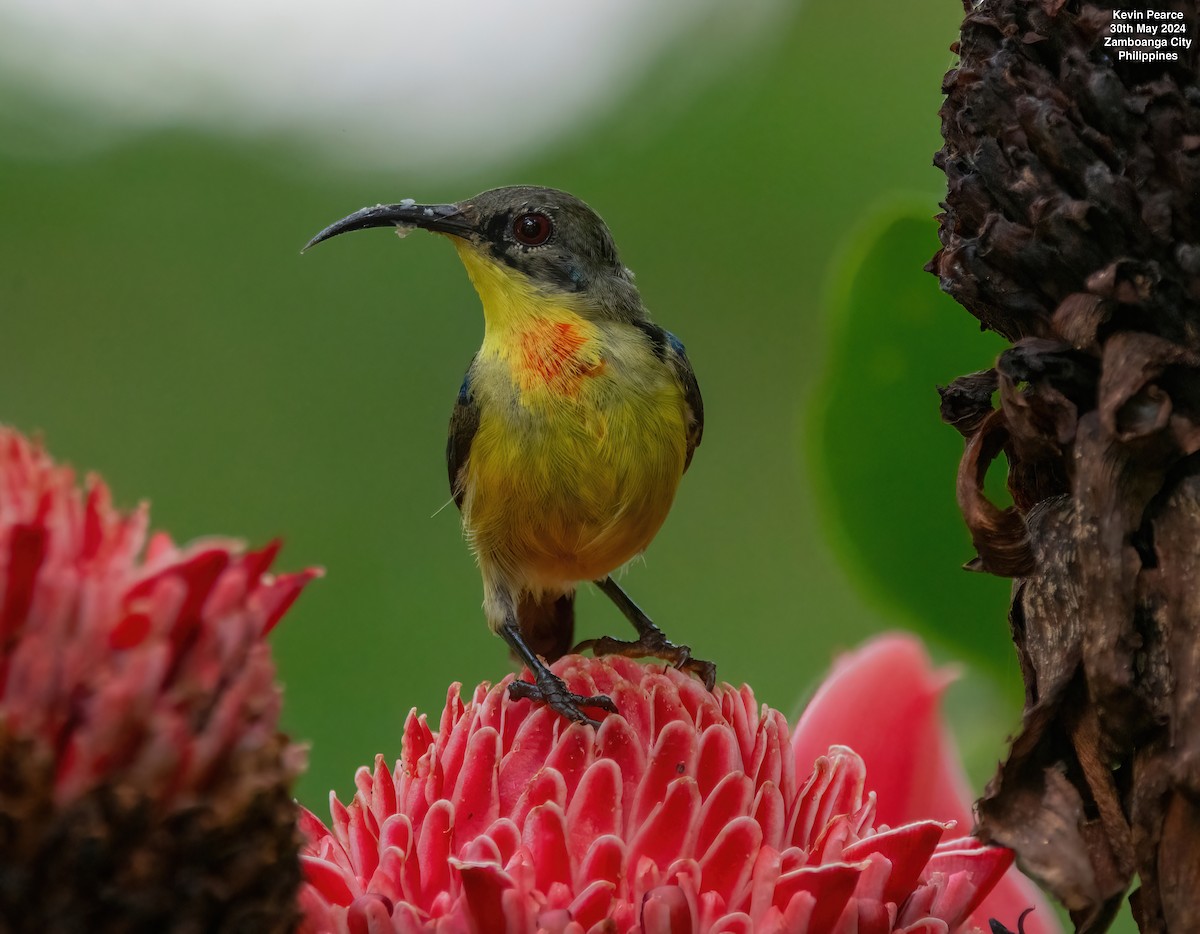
[[0, 428, 316, 804], [0, 428, 318, 927], [790, 635, 1059, 934], [299, 653, 1027, 934]]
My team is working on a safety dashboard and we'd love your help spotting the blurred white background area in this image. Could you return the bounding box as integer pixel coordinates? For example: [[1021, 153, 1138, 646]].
[[0, 0, 783, 171]]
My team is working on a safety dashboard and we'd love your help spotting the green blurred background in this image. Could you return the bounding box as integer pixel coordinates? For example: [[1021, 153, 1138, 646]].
[[1, 0, 1024, 816]]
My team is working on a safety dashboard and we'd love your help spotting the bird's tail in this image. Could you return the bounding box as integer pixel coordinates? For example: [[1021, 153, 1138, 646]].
[[517, 591, 575, 663]]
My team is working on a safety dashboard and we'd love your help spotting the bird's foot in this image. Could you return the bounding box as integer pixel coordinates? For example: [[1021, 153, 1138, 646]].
[[575, 626, 717, 691], [507, 671, 618, 728]]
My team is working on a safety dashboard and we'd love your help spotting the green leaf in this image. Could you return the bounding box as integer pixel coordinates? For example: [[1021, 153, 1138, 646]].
[[809, 203, 1014, 674]]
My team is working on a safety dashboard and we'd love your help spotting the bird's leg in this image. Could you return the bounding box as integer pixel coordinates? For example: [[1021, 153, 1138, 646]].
[[501, 618, 618, 728], [575, 576, 717, 690]]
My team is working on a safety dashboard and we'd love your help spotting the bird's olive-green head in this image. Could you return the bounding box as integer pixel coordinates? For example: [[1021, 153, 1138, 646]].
[[305, 186, 645, 321]]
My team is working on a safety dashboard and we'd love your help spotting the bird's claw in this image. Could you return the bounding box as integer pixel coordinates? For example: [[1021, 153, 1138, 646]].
[[687, 658, 718, 692], [508, 674, 617, 728], [575, 632, 718, 691]]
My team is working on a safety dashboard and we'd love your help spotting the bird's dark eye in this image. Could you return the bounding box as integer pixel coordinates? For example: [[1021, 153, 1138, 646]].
[[512, 212, 553, 246]]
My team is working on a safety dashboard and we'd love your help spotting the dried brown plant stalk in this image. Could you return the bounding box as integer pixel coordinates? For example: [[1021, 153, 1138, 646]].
[[931, 1, 1200, 931]]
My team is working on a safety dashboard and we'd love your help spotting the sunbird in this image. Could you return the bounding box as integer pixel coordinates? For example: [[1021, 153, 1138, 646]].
[[305, 186, 713, 725]]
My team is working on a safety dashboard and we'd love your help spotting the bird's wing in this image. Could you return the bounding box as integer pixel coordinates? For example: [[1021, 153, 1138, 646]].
[[446, 359, 481, 510], [664, 330, 704, 473], [634, 321, 704, 473]]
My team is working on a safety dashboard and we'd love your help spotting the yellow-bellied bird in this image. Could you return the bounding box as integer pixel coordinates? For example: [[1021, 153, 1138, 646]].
[[305, 187, 713, 725]]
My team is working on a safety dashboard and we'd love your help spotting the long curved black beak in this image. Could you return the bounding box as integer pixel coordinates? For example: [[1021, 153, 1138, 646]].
[[302, 200, 474, 253]]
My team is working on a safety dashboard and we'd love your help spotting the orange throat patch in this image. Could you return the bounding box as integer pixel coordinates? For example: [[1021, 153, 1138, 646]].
[[515, 318, 604, 395]]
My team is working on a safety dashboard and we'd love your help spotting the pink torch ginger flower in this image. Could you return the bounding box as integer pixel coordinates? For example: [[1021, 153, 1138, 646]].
[[299, 648, 1049, 933], [790, 636, 1058, 934], [0, 429, 318, 928]]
